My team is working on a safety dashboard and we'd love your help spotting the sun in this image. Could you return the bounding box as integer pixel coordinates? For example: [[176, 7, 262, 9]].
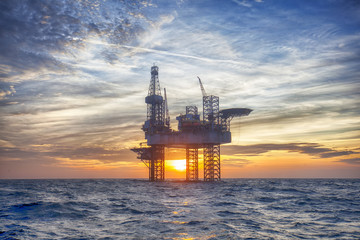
[[169, 160, 187, 171]]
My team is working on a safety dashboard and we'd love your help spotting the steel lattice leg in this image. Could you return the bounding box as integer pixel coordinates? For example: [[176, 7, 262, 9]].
[[149, 145, 165, 181], [203, 144, 221, 181], [186, 146, 199, 181]]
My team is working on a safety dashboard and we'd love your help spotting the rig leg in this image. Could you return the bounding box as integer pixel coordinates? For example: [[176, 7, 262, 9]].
[[203, 144, 221, 181], [149, 145, 165, 181], [186, 146, 199, 181]]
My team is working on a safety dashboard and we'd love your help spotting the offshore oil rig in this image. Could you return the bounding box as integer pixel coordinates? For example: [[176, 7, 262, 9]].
[[131, 65, 252, 181]]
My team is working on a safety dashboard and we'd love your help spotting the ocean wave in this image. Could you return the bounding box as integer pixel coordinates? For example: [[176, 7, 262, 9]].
[[0, 179, 359, 239]]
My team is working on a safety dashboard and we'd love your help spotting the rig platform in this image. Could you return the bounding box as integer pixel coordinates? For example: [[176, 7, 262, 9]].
[[131, 65, 252, 181]]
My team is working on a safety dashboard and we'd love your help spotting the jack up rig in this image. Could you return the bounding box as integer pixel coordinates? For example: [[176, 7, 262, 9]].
[[131, 65, 252, 181]]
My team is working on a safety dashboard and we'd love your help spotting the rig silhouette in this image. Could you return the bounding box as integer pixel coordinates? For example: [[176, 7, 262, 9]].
[[131, 65, 252, 181]]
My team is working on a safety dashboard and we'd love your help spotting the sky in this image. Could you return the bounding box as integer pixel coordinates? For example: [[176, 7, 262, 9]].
[[0, 0, 359, 179]]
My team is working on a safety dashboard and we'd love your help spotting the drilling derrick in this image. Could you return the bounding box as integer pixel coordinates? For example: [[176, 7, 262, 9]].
[[132, 65, 252, 182], [141, 65, 166, 181], [144, 65, 164, 133]]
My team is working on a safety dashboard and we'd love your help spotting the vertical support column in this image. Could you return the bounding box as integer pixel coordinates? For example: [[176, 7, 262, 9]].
[[149, 145, 165, 181], [186, 146, 199, 181], [203, 95, 219, 129], [203, 144, 221, 181]]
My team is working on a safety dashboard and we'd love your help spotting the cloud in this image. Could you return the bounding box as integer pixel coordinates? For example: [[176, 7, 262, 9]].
[[47, 146, 137, 163], [0, 139, 16, 148], [0, 0, 153, 80], [0, 84, 16, 100], [337, 158, 360, 165], [222, 157, 252, 167], [232, 0, 252, 8], [0, 145, 137, 164], [0, 0, 359, 178], [223, 143, 359, 159], [106, 43, 251, 67]]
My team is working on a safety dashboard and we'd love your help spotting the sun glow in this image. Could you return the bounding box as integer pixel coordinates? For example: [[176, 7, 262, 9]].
[[169, 160, 186, 171]]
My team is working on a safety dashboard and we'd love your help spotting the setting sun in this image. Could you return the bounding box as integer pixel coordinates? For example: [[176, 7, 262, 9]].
[[168, 160, 187, 171]]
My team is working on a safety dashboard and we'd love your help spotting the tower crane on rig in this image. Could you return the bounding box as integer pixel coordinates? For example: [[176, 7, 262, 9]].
[[131, 65, 252, 181], [198, 76, 207, 97]]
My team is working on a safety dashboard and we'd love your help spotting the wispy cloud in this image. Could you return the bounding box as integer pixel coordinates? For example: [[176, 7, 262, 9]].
[[86, 40, 252, 68], [232, 0, 253, 8], [337, 158, 360, 165], [223, 143, 359, 159]]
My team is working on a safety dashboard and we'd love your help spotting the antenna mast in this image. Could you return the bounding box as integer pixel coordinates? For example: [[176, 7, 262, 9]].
[[164, 88, 170, 127]]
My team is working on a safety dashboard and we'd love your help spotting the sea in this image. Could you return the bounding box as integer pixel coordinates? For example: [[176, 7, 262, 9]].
[[0, 179, 359, 239]]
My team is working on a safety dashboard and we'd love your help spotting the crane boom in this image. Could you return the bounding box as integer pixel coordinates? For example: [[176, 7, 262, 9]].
[[198, 76, 207, 97]]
